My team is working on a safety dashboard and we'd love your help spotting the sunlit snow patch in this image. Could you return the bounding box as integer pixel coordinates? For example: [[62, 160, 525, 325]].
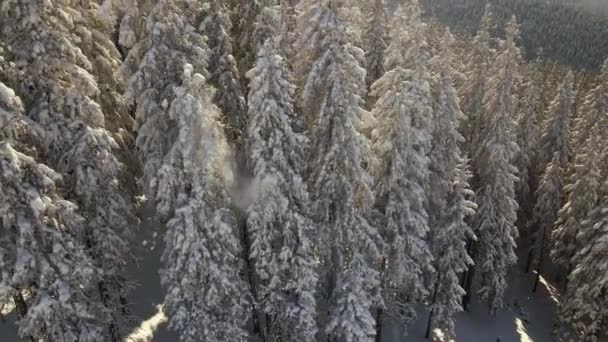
[[515, 318, 534, 342], [125, 304, 167, 342]]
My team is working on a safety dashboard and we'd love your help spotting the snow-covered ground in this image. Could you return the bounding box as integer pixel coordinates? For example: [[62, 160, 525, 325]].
[[387, 270, 559, 342]]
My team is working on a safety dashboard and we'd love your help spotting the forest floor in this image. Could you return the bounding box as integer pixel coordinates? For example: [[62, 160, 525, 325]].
[[0, 212, 560, 341]]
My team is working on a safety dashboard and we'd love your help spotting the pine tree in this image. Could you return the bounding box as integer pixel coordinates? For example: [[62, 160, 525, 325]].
[[472, 16, 521, 315], [460, 3, 495, 160], [529, 153, 563, 292], [425, 29, 477, 341], [557, 189, 608, 341], [303, 2, 381, 341], [540, 70, 574, 168], [245, 40, 318, 342], [571, 59, 608, 153], [370, 0, 434, 330], [551, 131, 601, 278], [1, 2, 135, 339], [200, 0, 247, 143], [159, 66, 250, 342], [364, 0, 388, 91], [0, 81, 106, 341], [514, 76, 543, 230], [123, 0, 208, 208]]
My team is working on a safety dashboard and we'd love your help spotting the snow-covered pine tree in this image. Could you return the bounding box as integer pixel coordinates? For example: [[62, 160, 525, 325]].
[[425, 28, 477, 341], [472, 16, 521, 315], [364, 0, 388, 93], [571, 59, 608, 154], [515, 77, 543, 228], [302, 2, 381, 341], [556, 187, 608, 341], [1, 2, 135, 339], [369, 0, 434, 331], [0, 81, 106, 341], [551, 130, 602, 280], [159, 65, 250, 342], [200, 0, 247, 143], [540, 70, 574, 169], [123, 0, 208, 210], [245, 40, 318, 342], [460, 3, 495, 160], [529, 153, 563, 292]]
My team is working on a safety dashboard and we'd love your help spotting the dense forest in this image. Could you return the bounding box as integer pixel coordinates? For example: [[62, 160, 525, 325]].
[[0, 0, 607, 341]]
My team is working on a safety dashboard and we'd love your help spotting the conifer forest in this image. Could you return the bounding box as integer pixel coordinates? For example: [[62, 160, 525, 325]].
[[1, 0, 608, 341]]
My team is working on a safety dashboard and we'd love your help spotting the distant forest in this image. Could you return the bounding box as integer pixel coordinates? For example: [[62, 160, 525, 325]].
[[419, 0, 608, 70]]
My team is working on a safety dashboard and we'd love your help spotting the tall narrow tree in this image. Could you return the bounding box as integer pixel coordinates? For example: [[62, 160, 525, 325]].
[[370, 0, 434, 332], [245, 40, 318, 342], [472, 16, 521, 314], [159, 66, 250, 342]]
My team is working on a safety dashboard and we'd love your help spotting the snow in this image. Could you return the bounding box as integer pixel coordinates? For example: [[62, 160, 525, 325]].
[[385, 269, 559, 342]]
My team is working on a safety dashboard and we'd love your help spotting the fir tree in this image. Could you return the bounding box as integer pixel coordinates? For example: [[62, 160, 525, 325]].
[[0, 81, 105, 341], [540, 71, 574, 168], [159, 66, 250, 342], [551, 131, 602, 278], [303, 2, 381, 341], [460, 3, 495, 160], [472, 16, 521, 315], [557, 188, 608, 341], [529, 153, 563, 292], [1, 2, 136, 339], [364, 0, 388, 92], [245, 40, 318, 342], [200, 0, 247, 143], [426, 29, 477, 341], [370, 0, 434, 330]]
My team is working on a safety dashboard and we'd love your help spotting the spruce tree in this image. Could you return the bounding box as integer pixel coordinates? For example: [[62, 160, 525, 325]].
[[540, 71, 574, 168], [1, 2, 135, 339], [557, 188, 608, 341], [302, 2, 381, 341], [460, 3, 495, 160], [472, 16, 521, 315], [245, 40, 318, 342], [426, 29, 477, 341], [552, 131, 602, 278], [529, 153, 563, 292], [0, 81, 105, 341], [200, 0, 247, 143]]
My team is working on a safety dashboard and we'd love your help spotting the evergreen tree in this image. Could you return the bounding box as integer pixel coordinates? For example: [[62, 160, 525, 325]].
[[1, 2, 135, 339], [364, 0, 388, 91], [515, 77, 543, 220], [426, 29, 477, 341], [472, 16, 521, 315], [123, 0, 208, 208], [0, 81, 105, 341], [245, 40, 318, 342], [540, 71, 574, 168], [370, 1, 434, 330], [159, 66, 250, 342], [303, 2, 381, 341], [551, 131, 602, 278], [529, 153, 563, 291], [460, 3, 495, 160], [200, 0, 247, 143], [571, 59, 608, 153], [557, 189, 608, 341]]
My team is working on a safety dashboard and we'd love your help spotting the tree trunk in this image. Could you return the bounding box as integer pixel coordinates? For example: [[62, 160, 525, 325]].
[[533, 224, 547, 293], [375, 307, 383, 342], [98, 281, 121, 342], [461, 237, 476, 311], [425, 272, 442, 339], [241, 219, 266, 342], [13, 292, 35, 342]]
